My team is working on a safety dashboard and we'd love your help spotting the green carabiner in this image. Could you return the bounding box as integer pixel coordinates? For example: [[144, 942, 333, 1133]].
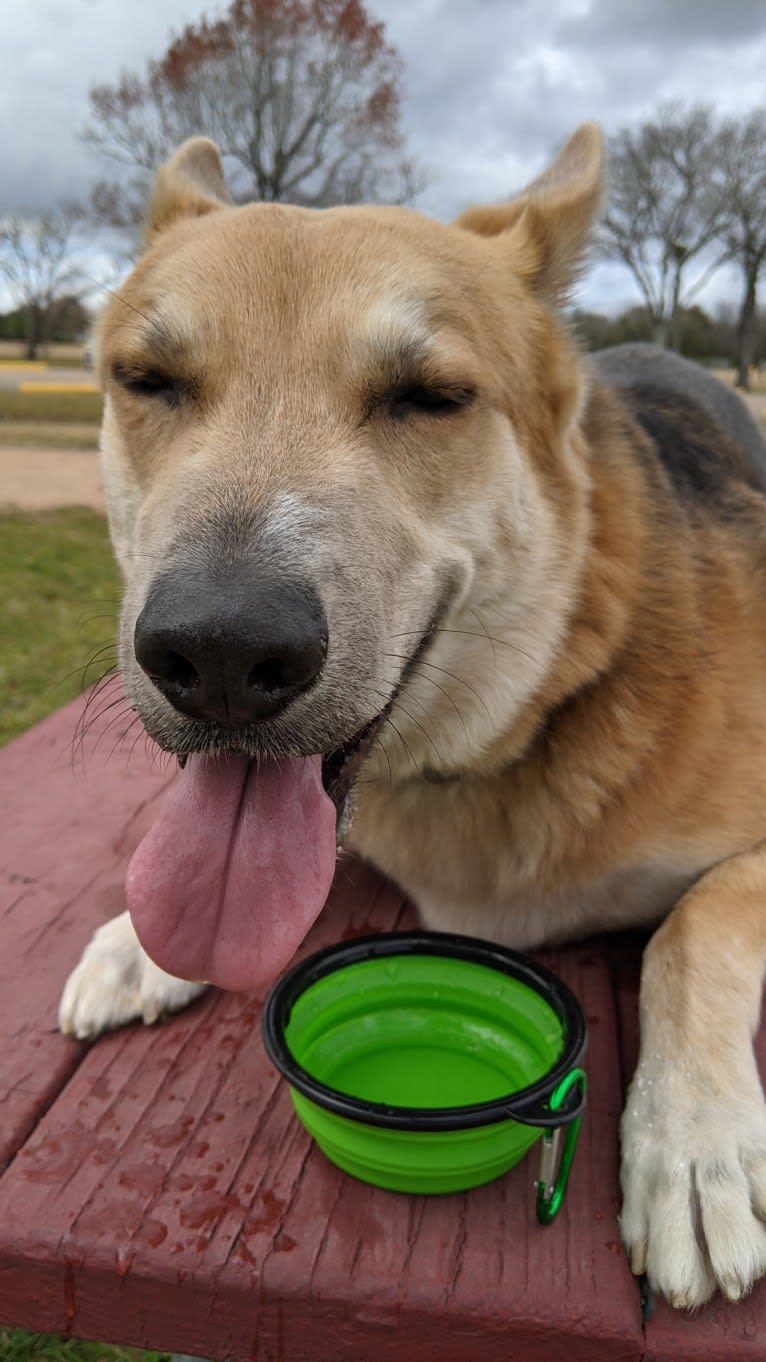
[[535, 1067, 587, 1225]]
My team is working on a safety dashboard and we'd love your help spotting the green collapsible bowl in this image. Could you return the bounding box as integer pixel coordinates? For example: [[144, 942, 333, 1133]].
[[262, 932, 587, 1221]]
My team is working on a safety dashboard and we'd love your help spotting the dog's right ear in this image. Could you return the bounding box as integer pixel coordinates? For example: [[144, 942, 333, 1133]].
[[147, 138, 232, 239], [455, 124, 605, 304]]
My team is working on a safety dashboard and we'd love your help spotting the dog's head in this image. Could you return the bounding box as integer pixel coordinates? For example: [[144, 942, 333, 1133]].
[[97, 125, 604, 991]]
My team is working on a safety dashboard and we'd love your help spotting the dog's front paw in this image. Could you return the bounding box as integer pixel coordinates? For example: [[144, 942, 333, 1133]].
[[59, 911, 207, 1039], [620, 1056, 766, 1309]]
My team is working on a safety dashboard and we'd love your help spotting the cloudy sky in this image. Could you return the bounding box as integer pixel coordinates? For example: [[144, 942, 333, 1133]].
[[3, 0, 766, 312]]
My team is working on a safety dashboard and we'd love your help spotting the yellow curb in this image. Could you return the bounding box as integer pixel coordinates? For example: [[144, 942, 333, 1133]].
[[0, 361, 49, 370], [17, 382, 100, 394]]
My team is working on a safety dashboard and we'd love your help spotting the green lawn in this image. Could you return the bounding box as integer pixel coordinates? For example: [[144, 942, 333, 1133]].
[[0, 420, 99, 450], [0, 1331, 170, 1362], [0, 385, 101, 449], [0, 391, 103, 424], [0, 508, 121, 747]]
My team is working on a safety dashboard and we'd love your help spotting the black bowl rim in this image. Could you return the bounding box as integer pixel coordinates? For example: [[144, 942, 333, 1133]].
[[262, 930, 587, 1132]]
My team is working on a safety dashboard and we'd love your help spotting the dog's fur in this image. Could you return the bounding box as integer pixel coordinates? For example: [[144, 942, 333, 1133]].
[[60, 125, 766, 1310]]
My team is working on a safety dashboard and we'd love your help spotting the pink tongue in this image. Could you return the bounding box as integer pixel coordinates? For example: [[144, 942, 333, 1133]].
[[126, 753, 337, 992]]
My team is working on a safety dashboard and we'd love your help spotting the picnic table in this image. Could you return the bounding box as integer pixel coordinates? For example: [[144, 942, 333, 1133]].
[[1, 696, 766, 1361]]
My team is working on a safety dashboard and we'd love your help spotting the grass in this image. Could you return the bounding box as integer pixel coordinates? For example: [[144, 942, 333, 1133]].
[[0, 508, 121, 747], [0, 373, 101, 449], [0, 1331, 171, 1362], [0, 421, 99, 450], [0, 391, 103, 424]]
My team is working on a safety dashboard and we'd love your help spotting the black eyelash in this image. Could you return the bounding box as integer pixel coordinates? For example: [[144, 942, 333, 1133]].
[[112, 364, 182, 407], [386, 384, 475, 420]]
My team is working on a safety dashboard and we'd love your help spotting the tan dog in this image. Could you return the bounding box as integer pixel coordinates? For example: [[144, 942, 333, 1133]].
[[60, 125, 766, 1311]]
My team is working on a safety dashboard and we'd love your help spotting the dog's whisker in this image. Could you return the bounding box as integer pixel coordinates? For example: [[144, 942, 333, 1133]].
[[391, 626, 542, 669], [75, 677, 124, 733], [388, 696, 443, 766], [384, 651, 494, 727], [364, 682, 443, 769], [371, 733, 393, 788], [125, 718, 156, 768], [406, 662, 473, 754], [70, 671, 123, 766], [83, 274, 158, 329], [378, 711, 419, 775], [60, 649, 119, 695], [101, 710, 146, 765], [468, 607, 498, 670], [80, 700, 137, 761]]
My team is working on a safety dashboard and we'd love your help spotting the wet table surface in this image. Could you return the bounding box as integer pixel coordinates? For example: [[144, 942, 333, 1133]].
[[1, 697, 765, 1361]]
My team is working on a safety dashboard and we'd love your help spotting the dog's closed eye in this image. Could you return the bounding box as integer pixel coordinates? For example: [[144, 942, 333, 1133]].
[[111, 364, 184, 408], [386, 384, 476, 420]]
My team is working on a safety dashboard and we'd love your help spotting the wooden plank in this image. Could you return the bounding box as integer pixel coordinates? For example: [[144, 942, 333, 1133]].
[[0, 694, 173, 1170], [614, 940, 766, 1359]]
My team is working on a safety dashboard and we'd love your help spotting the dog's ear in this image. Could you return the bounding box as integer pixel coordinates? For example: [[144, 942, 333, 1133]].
[[147, 138, 232, 238], [456, 123, 605, 302]]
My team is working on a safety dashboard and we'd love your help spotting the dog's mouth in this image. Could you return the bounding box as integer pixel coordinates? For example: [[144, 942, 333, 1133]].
[[125, 598, 448, 997], [173, 662, 399, 821], [176, 716, 377, 817], [320, 714, 380, 817]]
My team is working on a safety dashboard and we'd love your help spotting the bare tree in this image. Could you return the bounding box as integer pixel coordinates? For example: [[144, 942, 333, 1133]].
[[712, 112, 766, 390], [84, 0, 421, 230], [0, 203, 87, 360], [600, 107, 728, 348]]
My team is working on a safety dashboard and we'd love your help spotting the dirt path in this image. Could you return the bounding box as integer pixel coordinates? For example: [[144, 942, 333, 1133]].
[[0, 447, 104, 512]]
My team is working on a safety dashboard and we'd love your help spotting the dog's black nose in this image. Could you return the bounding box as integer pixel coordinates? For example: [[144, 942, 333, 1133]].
[[134, 572, 328, 723]]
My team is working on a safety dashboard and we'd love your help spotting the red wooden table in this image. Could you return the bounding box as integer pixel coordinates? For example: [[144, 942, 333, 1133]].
[[1, 698, 765, 1361]]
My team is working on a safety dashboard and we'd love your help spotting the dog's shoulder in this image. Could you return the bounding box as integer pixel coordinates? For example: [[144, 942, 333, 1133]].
[[588, 343, 766, 512]]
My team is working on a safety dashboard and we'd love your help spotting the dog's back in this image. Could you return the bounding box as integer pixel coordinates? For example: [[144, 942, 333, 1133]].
[[592, 343, 766, 509]]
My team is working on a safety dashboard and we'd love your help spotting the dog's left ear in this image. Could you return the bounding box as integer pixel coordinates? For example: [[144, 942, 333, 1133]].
[[147, 138, 233, 239], [456, 123, 605, 303]]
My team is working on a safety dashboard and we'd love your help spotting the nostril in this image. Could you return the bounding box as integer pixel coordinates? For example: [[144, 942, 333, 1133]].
[[141, 646, 200, 692], [247, 658, 286, 693], [166, 649, 200, 691]]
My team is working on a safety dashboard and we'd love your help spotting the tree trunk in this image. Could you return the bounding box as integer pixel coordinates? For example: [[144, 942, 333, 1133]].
[[24, 304, 41, 361], [667, 311, 682, 351], [736, 265, 759, 391], [667, 268, 683, 352], [651, 315, 670, 348]]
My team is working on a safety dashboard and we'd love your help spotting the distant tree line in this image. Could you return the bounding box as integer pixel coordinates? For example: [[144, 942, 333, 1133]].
[[572, 303, 766, 367], [601, 105, 766, 387], [0, 297, 90, 345]]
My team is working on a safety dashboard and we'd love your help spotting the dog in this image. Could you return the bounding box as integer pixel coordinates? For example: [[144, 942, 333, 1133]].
[[59, 124, 766, 1311]]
